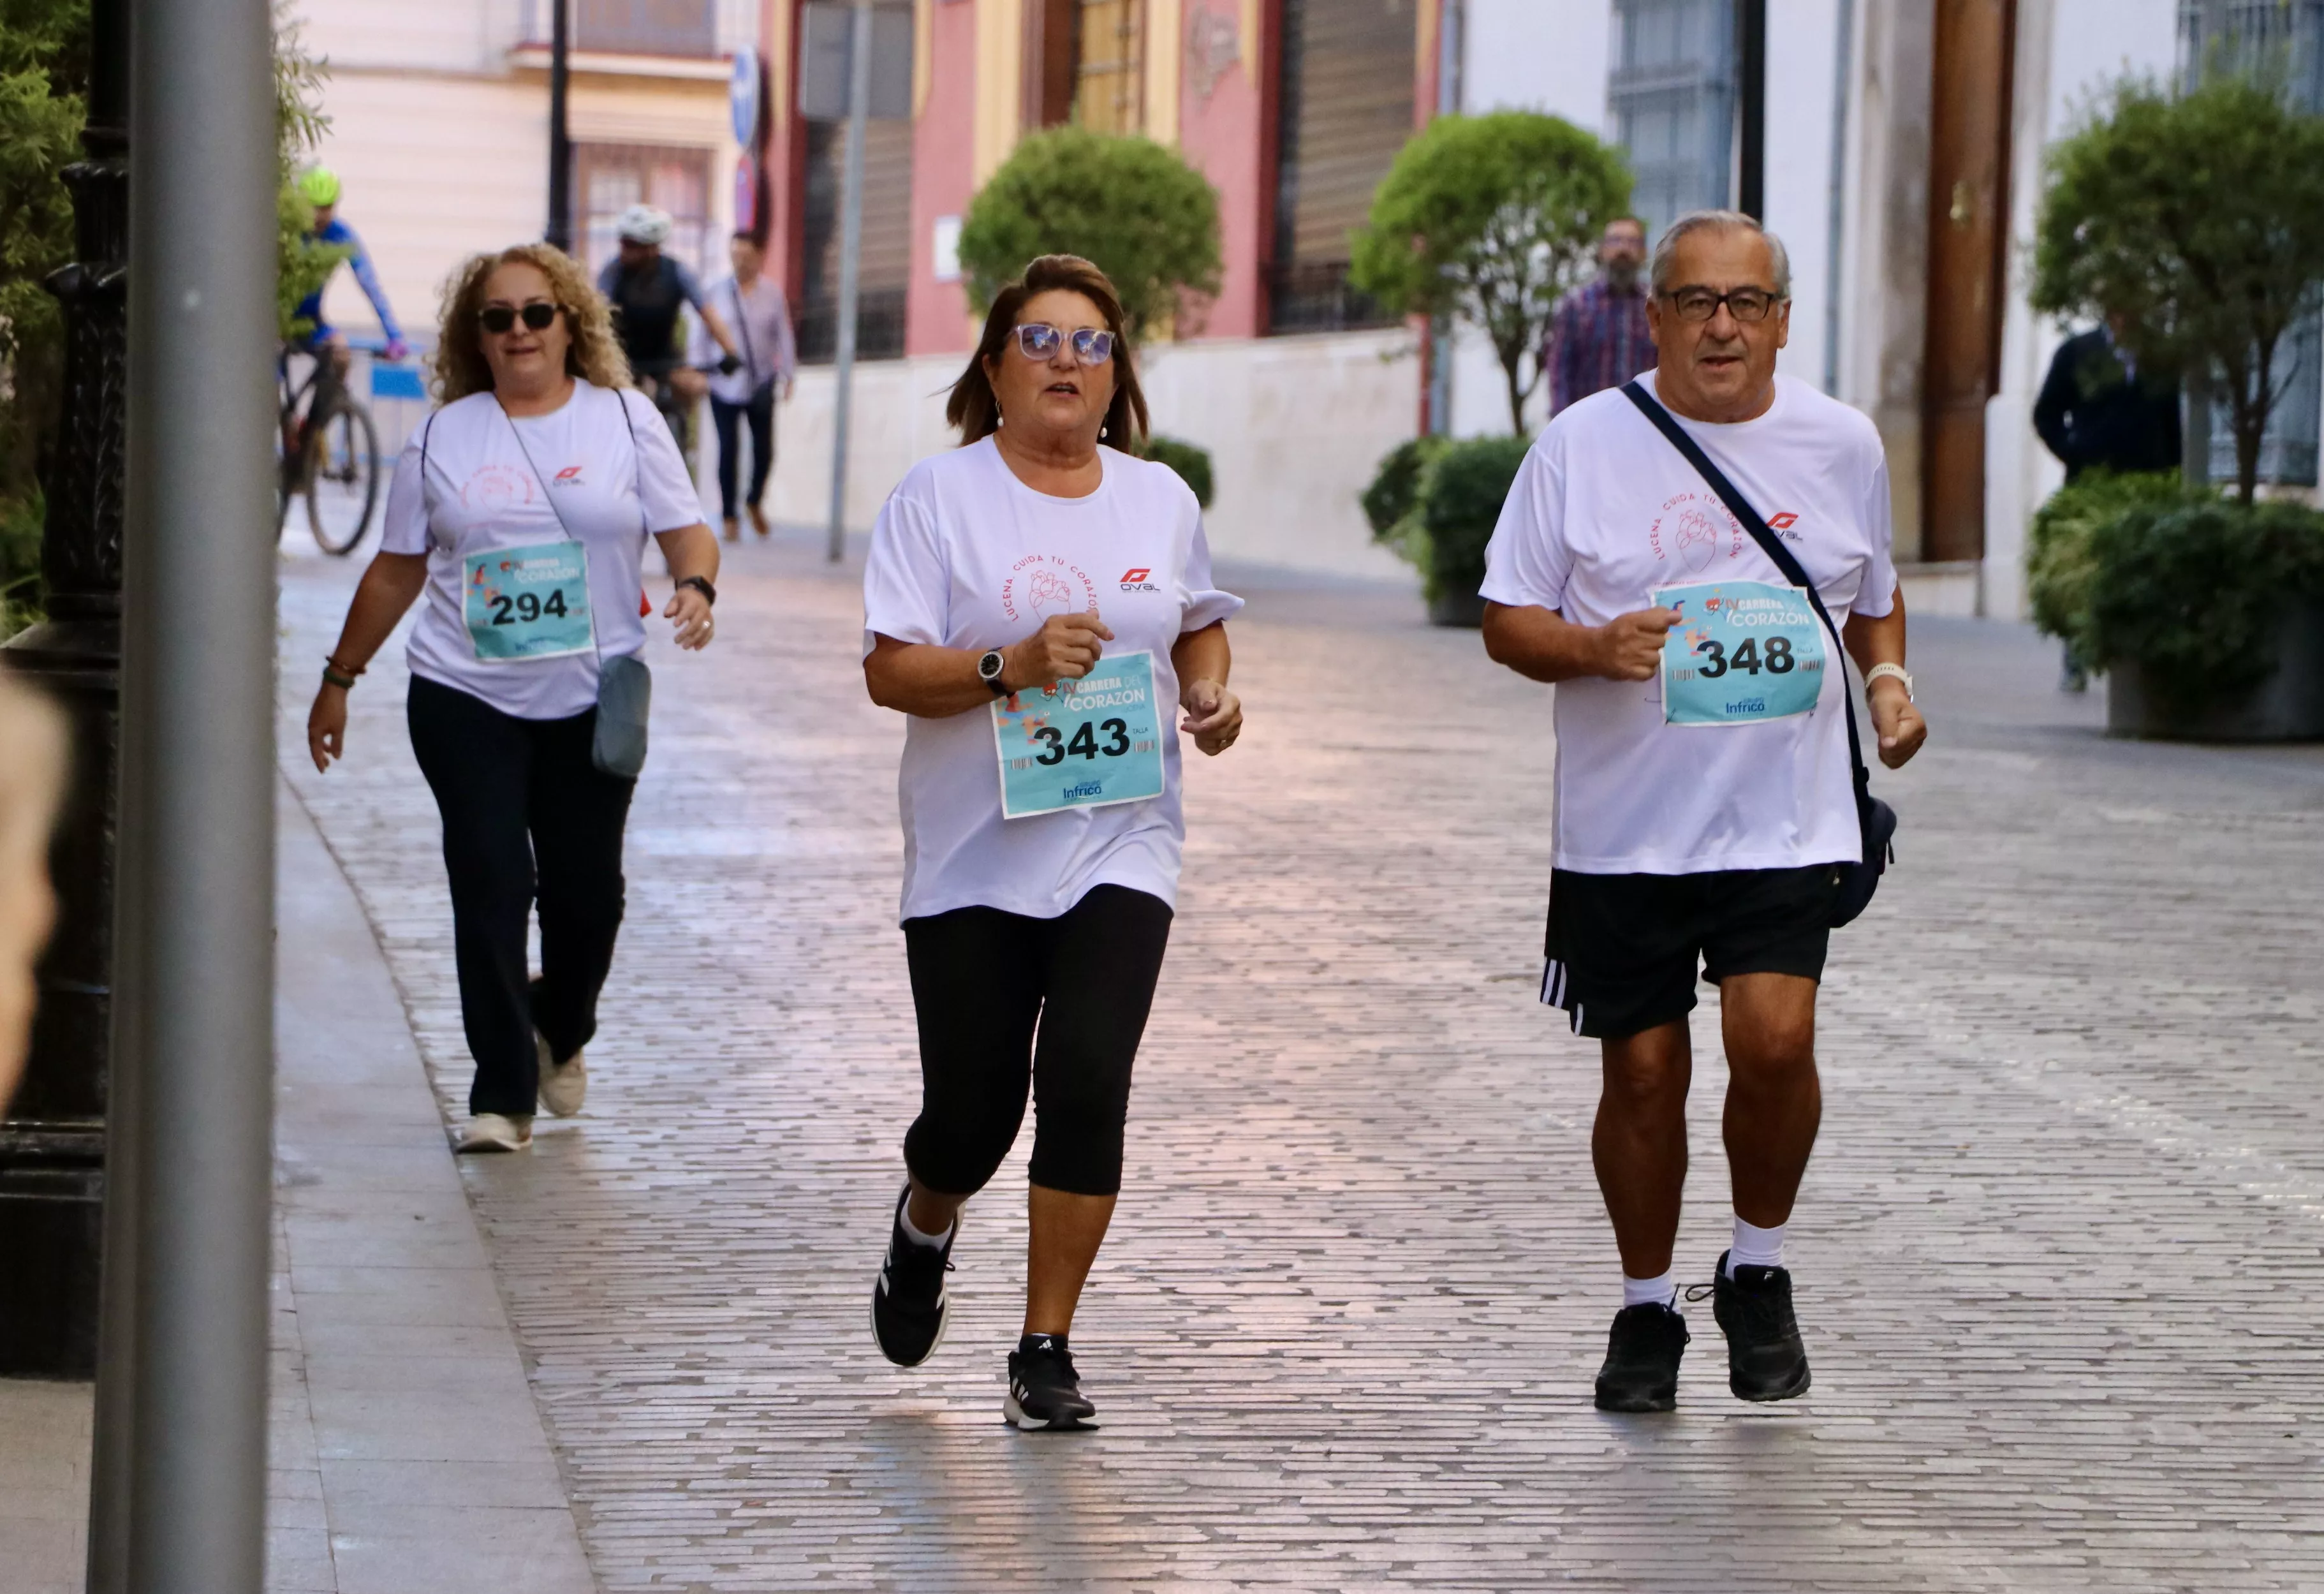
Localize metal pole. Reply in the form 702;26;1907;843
1823;0;1855;396
825;0;873;563
120;0;277;1583
1737;0;1767;219
547;0;573;252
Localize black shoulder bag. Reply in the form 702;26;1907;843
1619;379;1896;927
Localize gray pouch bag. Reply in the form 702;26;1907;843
494;391;658;781
592;652;651;779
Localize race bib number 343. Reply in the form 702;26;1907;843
464;540;594;661
1654;580;1827;727
992;650;1166;820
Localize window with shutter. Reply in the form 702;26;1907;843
578;144;714;283
1607;0;1735;235
797;114;915;364
1268;0;1415;336
2179;0;2324;485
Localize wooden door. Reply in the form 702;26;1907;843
1920;0;2015;565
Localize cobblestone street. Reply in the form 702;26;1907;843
276;533;2324;1593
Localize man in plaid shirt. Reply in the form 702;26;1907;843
1547;218;1656;417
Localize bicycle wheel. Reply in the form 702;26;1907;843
305;400;380;556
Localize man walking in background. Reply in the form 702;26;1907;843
1547;216;1656;417
2032;314;2181;687
695;232;797;541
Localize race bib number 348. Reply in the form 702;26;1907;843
992;649;1166;820
1654;580;1827;727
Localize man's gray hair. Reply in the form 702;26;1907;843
1649;209;1792;299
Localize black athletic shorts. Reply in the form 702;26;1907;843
1540;865;1839;1040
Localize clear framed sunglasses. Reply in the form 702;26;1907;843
1011;322;1114;364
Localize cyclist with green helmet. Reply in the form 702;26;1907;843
295;165;409;370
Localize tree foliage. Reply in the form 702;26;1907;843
957;128;1222;337
0;0;89;512
274;4;342;342
2031;73;2324;501
1351;112;1631;434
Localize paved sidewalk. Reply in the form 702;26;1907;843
271;785;597;1593
277;531;2324;1592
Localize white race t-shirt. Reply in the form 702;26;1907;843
862;437;1244;924
1480;371;1898;875
380;383;703;719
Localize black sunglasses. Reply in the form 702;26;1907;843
478;302;561;334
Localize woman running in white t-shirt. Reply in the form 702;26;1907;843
305;244;721;1154
860;255;1244;1430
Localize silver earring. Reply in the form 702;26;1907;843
1100;425;1108;438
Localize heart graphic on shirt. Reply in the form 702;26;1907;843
1026;568;1077;618
1674;506;1719;573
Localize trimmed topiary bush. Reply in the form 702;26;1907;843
1419;436;1533;610
1136;434;1214;508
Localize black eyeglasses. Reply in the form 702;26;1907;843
1011;323;1114;364
1661;286;1784;323
478;302;561;334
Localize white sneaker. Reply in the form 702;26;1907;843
454;1113;534;1154
535;1030;587;1118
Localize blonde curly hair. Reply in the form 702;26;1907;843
430;243;633;402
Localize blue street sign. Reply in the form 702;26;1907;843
730;47;760;147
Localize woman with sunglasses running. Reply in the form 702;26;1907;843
861;255;1244;1431
305;244;719;1153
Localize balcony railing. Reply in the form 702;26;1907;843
796;288;910;365
1265;262;1399;337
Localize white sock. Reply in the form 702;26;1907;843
899;1200;953;1250
1622;1269;1677;1310
1726;1216;1786;1276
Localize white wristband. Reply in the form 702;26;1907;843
1864;662;1913;698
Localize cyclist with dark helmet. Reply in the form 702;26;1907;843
596;205;742;434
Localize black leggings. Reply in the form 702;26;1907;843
901;885;1173;1199
407;675;635;1116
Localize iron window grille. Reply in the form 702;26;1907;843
1607;0;1735;236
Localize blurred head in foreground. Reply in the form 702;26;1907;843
0;675;66;1109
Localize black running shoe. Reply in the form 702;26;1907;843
1004;1334;1098;1431
869;1185;956;1368
1593;1302;1689;1413
1705;1250;1813;1402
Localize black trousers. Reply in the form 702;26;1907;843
710;382;775;520
901;885;1173;1198
406;675;635;1116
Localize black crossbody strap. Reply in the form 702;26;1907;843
1618;378;1877;843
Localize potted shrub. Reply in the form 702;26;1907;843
2084;498;2324;740
2026;470;2205;667
1362;434;1528;627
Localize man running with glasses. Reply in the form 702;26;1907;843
1480;210;1927;1413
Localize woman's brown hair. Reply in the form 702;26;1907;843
431;243;633;402
945;255;1150;448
